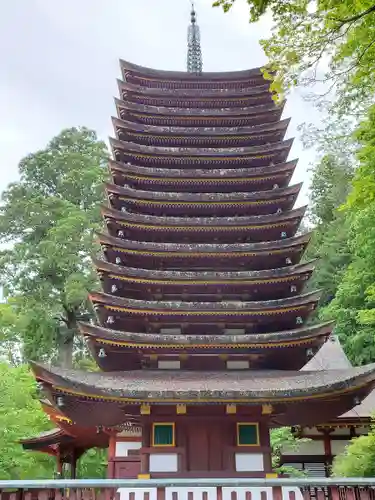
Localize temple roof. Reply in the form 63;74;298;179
120;59;266;80
91;289;320;312
21;428;67;446
31;360;375;404
94;257;315;283
117;80;273;98
115;97;284;118
108;158;298;180
102;204;306;228
303;337;375;419
112;116;290;136
105;182;301;203
110;137;294;157
98;230;311;254
303;336;352;371
79;320;334;347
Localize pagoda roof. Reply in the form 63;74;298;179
102;204;306;229
30;360;375;406
90;289;321;317
105;182;301;204
79;320;333;349
110;137;293;158
120;59;266;80
97;231;311;256
115;97;284;118
112;116;290;137
107;158;298;181
94;257;315;284
117;80;273;98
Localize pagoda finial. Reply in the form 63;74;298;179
187;1;203;74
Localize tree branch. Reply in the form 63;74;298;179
329;4;375;26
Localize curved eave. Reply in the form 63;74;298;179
108;158;297;180
93;257;316;284
97;231;311;256
102;205;306;229
30;360;375;405
110;137;293;158
120;59;266;81
117;79;272;98
105;182;301;204
20;428;66;448
115;97;284;118
89;289;321;316
112;116;290;138
79;321;333;349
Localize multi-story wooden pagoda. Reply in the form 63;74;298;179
29;57;375;479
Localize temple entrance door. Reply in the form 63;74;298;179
186;422;224;472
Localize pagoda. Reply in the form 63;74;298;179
28;6;375;480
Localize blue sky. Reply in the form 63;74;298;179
0;0;322;204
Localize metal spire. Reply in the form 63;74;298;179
187;1;203;74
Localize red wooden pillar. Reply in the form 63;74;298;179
56;447;63;478
140;421;151;476
107;434;116;479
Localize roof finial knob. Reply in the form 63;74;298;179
191;1;196;23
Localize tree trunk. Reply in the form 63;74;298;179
58;336;74;369
58;308;78;368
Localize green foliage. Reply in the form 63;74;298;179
332;424;375;477
303;154;353;307
270;427;309;476
307;155;354;226
0;363;54;479
0;362;107;479
0;127;108;367
214;0;375;144
77;448;107;479
320;104;375;363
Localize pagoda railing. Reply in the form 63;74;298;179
1;478;375;500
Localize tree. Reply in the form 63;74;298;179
0;363;54;479
307;154;353;226
0;362;107;480
213;1;375;122
0;128;108;367
303;154;353;306
320;104;375;364
332;424;375;477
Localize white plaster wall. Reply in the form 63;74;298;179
235;453;264;472
301;428;323;436
356;426;371;435
282;440;325;455
227;360;250;369
149;453;178;472
158;360;181;369
330;428;351;436
331;440;349;456
115;441;142;457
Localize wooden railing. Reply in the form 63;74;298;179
1;478;375;500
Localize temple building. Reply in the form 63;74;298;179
23;6;375;480
280;336;375;477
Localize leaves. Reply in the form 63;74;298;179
0;363;54;479
0;127;108;367
332;423;375;477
